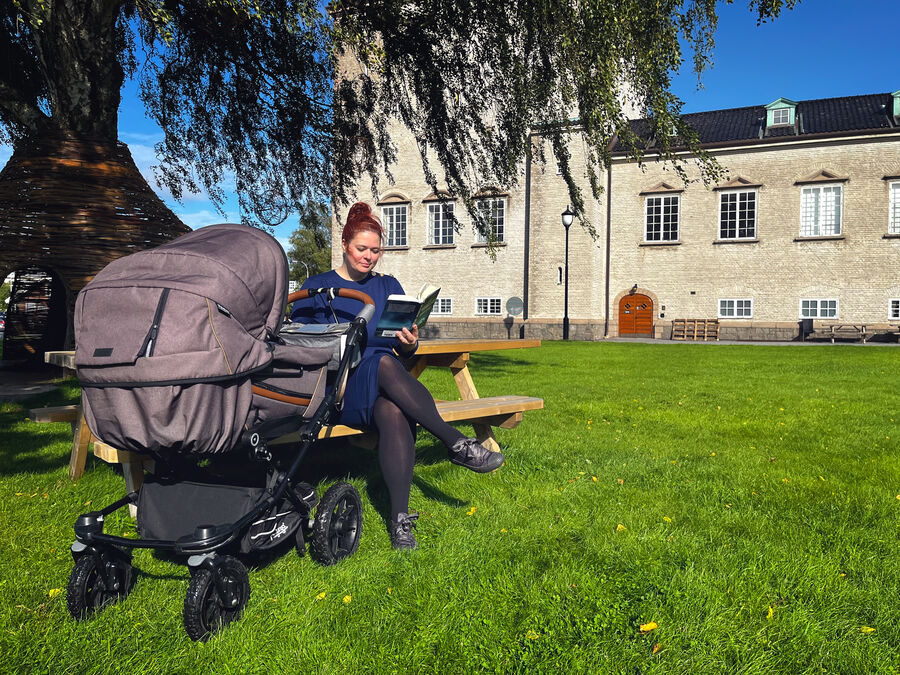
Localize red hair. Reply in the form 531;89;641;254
341;202;384;244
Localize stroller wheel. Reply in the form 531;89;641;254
183;556;250;642
67;553;134;620
310;482;363;565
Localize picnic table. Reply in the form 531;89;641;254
815;323;869;343
37;339;543;508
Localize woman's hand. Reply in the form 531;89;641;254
397;324;419;353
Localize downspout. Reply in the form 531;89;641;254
523;134;533;322
603;160;612;338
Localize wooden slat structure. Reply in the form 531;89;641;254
671;318;720;341
0;133;188;356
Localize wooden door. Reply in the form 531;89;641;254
618;294;653;337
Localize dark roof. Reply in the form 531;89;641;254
612;92;898;153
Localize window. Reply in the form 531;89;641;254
771;107;791;125
890;182;900;234
381;204;408;247
800;185;842;237
476;297;502;315
719;190;757;239
645;195;680;241
474;198;506;243
432;298;453;315
427;202;455;245
719;299;753;318
890;299;900;320
800;299;838;319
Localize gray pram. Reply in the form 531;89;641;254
66;224;375;640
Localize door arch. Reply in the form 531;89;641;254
618;294;653;337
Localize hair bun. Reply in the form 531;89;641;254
347;202;372;221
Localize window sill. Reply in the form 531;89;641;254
384;245;409;251
882;233;900;239
422;244;457;250
471;242;507;248
793;235;844;242
713;238;759;245
639;240;681;247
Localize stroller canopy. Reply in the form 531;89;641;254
87;224;289;339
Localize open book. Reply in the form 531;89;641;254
375;283;441;338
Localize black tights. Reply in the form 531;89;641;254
372;356;466;519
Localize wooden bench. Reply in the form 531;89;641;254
807;323;869;343
671;318;720;341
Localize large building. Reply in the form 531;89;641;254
336;89;900;341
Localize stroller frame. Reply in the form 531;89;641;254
67;287;375;641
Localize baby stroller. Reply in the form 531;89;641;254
66;224;375;641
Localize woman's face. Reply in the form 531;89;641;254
342;229;383;278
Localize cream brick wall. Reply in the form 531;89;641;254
607;134;900;333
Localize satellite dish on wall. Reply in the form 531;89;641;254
506;297;524;316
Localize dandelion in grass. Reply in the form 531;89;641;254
616;523;627;533
766;606;774;620
500;528;507;533
48;588;62;598
466;507;477;516
639;621;657;633
343;595;352;604
652;643;662;655
592;476;598;482
387;588;392;595
525;630;540;640
663;516;672;523
617;478;624;485
315;592;326;601
860;626;876;634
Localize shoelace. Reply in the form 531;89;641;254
395;513;419;533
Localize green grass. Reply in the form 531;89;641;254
2;342;900;673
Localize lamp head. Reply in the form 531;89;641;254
561;206;575;228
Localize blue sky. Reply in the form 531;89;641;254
2;0;898;251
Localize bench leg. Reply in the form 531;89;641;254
69;412;92;481
451;363;502;452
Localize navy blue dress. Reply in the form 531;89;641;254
290;270;417;427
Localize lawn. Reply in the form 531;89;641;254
1;341;899;673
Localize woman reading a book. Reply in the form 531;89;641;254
291;202;504;550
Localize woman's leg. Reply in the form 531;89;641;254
375;355;505;473
376;355;465;448
372;395;417;520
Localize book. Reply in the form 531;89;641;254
374;283;441;338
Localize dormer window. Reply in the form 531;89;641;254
765;98;797;128
893;89;900;123
771;108;791;125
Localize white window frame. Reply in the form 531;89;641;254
889;181;900;235
799;298;839;319
381;203;409;247
800;184;842;237
432;297;453;315
475;297;502;315
644;194;680;242
718;189;758;240
890;298;900;320
718;299;754;319
771;107;791;125
474;197;506;244
427;202;455;245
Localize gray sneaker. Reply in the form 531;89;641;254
449;438;505;473
390;512;419;550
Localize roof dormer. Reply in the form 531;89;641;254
765;98;798;127
893;89;900;122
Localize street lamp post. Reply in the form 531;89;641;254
561;206;575;340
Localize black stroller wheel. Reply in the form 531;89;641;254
310;482;363;565
67;554;134;620
183;556;250;642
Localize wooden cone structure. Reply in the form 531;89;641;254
0;133;190;354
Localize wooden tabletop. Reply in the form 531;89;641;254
45;339;541;372
414;338;541;355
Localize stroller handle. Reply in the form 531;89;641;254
288;287;375;307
